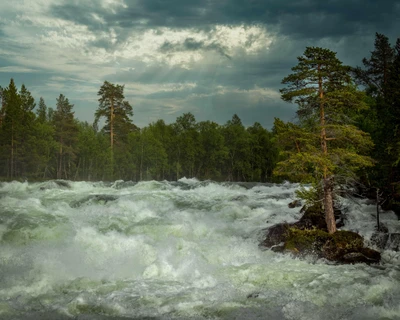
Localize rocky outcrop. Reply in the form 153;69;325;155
387;233;400;251
260;205;381;265
288;200;302;208
370;223;389;250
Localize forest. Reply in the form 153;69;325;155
0;33;399;203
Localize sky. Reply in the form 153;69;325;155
0;0;399;129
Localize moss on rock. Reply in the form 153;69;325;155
282;228;380;264
284;228;330;255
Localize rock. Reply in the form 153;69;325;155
387;233;400;251
247;292;260;299
40;180;71;190
322;230;364;260
288;200;302;208
295;204;328;230
370;223;389;249
259;214;381;265
284;229;381;264
70;194;119;208
259;223;290;248
340;251;380;264
340;248;381;264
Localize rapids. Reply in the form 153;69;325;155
0;178;399;319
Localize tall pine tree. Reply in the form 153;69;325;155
95;81;134;179
278;47;374;233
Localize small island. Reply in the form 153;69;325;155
260;203;381;264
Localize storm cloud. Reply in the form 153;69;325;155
0;0;399;128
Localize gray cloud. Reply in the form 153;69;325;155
159;38;232;59
49;0;400;40
0;0;399;130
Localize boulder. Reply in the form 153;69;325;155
259;223;290;249
370;223;389;250
288;200;302;208
260;205;381;265
387;233;400;251
282;228;380;265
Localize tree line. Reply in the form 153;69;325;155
0;32;399;207
0;81;278;182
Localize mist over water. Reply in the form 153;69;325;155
1;179;400;319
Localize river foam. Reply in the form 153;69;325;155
0;179;399;319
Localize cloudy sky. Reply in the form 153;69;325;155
0;0;399;129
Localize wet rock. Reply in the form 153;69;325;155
259;223;290;248
247;292;260;298
260;205;381;265
288;200;302;208
231;195;248;201
283;229;381;265
295;205;328;230
387;233;400;251
370;223;389;249
70;194;119;208
340;249;381;264
40;180;71;190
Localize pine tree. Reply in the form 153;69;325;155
95;81;134;179
95;81;134;149
278;47;374;233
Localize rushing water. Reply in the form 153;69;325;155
0;178;400;320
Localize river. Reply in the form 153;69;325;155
0;179;399;319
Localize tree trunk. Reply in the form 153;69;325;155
324;177;336;233
110;96;114;150
10;124;14;179
319;63;336;234
110;96;114;180
58;142;63;179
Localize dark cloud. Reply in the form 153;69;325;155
1;0;399;130
49;0;400;41
159;38;231;59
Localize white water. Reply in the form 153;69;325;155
0;179;399;319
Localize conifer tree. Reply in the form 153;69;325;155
53;94;78;179
36;97;48;123
278;47;374;233
355;34;400;193
0;79;22;178
95;81;134;179
95;81;134;150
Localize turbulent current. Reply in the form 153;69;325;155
1;179;400;320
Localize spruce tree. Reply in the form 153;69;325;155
355;34;400;193
0;79;22;178
53;94;78;179
36;97;48;123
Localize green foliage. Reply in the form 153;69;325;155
354;33;400;194
277;47;375;233
295;185;321;207
276;47;374;184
